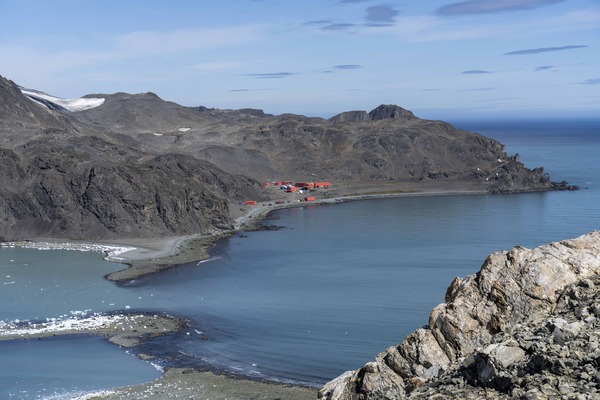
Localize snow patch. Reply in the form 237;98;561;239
20;88;105;112
178;127;191;132
0;312;167;338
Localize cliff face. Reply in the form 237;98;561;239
0;74;573;240
0;76;264;240
319;231;600;399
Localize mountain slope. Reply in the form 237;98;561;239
0;75;573;240
0;76;264;240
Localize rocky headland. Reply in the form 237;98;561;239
0;74;575;244
319;231;600;400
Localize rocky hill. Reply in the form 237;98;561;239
319;231;600;400
0;74;574;240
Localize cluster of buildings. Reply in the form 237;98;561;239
265;181;331;193
244;180;332;206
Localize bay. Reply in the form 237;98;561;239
0;119;598;396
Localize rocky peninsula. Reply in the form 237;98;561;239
319;231;600;400
0;74;575;245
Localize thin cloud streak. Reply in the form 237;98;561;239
334;64;363;70
244;72;295;79
321;23;356;31
436;0;565;16
462;70;493;74
504;45;587;55
303;20;331;26
579;78;600;85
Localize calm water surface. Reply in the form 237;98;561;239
1;119;599;397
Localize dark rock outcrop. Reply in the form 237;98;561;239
369;104;415;121
0;139;262;240
330;105;415;123
319;231;600;399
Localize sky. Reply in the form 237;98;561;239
0;0;598;119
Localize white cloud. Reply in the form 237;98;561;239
362;6;600;42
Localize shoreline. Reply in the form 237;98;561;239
0;311;186;347
1;188;489;283
0;186;577;399
0;311;318;399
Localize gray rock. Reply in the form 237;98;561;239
319;232;600;399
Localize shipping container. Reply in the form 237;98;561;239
286;187;298;193
305;196;316;202
314;181;331;188
295;182;315;189
244;200;257;205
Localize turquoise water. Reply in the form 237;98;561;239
0;119;599;396
0;336;162;399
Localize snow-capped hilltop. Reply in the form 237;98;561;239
19;87;104;112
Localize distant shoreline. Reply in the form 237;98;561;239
2;188;489;283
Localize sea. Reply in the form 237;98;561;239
1;118;599;399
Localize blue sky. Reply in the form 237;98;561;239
0;0;598;119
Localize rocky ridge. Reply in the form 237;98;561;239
319;231;600;400
0;74;575;240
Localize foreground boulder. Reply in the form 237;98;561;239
319;231;600;399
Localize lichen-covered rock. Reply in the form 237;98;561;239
319;231;600;399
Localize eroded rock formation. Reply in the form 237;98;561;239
320;231;600;399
